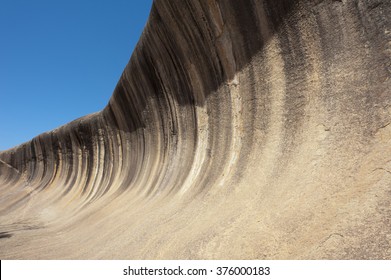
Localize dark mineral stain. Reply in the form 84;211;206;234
0;232;13;239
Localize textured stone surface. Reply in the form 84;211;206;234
0;0;390;259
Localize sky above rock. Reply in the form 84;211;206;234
0;0;152;151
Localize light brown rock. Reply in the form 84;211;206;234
0;0;390;259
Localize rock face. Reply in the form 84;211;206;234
0;0;390;259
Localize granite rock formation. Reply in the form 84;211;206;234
0;0;390;259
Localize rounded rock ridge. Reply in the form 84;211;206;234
0;0;390;259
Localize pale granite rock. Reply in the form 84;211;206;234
0;0;390;259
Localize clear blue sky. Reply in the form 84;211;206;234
0;0;152;151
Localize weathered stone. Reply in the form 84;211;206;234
0;0;390;259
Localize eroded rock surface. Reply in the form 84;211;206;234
0;0;390;259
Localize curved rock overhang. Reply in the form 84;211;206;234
0;0;390;259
